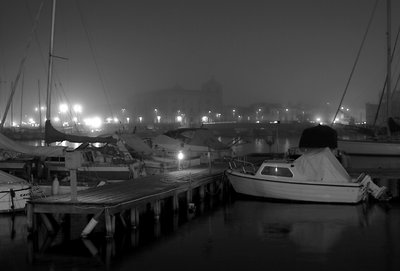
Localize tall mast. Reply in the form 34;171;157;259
386;0;392;123
38;80;42;128
45;0;56;122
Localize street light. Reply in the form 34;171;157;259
59;104;68;114
73;104;82;113
177;151;184;170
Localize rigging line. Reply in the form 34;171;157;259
373;23;400;126
0;0;45;129
331;0;379;125
390;24;400;99
74;0;115;118
25;0;70;112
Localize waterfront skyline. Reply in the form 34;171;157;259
1;0;400;120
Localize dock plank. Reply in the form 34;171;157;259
29;166;226;215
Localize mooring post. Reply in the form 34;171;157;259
199;184;205;200
65;150;81;202
172;193;179;213
104;208;114;238
154;200;161;220
26;203;34;233
130;207;140;229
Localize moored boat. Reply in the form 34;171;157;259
0;170;30;213
226;148;390;203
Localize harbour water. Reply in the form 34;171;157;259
1;136;400;270
1;197;399;271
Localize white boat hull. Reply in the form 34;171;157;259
337;139;400;156
226;170;366;203
0;185;30;213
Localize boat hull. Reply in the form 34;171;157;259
226;170;366;204
0;185;30;213
338;139;400;156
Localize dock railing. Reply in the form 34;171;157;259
228;157;257;174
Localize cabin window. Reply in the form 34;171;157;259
261;166;293;177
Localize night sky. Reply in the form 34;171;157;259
1;0;399;119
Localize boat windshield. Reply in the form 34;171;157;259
261;166;293;178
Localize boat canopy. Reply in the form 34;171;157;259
119;133;154;156
0;132;65;158
163;128;229;150
293;147;352;183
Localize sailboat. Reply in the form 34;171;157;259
38;0;145;185
335;0;400;169
0;169;31;213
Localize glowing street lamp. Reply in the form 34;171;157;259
73;104;82;113
177;151;184;170
59;104;68;114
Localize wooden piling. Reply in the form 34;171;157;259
130;208;140;229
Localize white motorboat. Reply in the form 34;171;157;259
0;170;30;213
226;148;389;204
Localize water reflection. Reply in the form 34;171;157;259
254;203;370;253
1;200;399;271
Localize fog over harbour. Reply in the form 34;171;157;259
1;0;400;121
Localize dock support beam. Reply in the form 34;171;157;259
154;200;161;221
130;208;140;229
27;203;35;233
172;194;179;213
105;208;115;238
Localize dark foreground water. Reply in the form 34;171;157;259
1;198;399;271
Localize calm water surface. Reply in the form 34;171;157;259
1;199;399;271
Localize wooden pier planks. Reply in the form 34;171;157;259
28;165;226;219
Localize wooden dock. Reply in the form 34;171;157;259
27;165;227;238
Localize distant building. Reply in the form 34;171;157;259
131;78;223;125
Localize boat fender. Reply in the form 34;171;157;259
52;176;59;195
81;210;103;238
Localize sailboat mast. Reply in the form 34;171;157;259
386;0;392;123
45;0;56;122
38;80;42;128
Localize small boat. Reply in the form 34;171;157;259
0;170;30;213
226;148;390;204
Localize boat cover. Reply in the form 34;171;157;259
163;128;229;150
119;133;154;156
45;120;117;144
153;134;184;149
298;124;337;149
0;132;65;158
0;169;30;190
293;147;352;183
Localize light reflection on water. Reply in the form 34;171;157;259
226;136;298;156
1;200;399;271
